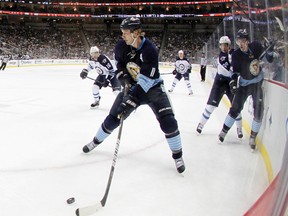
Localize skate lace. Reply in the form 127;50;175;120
249;138;256;146
197;123;203;130
175;158;184;168
219;131;227;138
237;128;243;135
87;141;97;151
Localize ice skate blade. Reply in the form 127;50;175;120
217;139;223;144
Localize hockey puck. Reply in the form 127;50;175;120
67;197;75;204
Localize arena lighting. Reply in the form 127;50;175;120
239;4;288;13
0;10;232;18
0;0;233;6
55;0;233;6
0;5;283;18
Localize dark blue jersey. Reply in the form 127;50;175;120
114;37;160;82
231;41;263;81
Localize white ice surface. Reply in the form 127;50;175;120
0;65;268;216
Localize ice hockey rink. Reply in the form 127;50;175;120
0;65;268;216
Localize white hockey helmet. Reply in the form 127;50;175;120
219;36;231;45
90;46;99;55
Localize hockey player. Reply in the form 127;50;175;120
82;17;185;173
80;46;121;108
218;29;274;151
168;50;193;95
0;54;11;71
199;52;207;82
196;36;243;137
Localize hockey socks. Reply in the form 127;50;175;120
197;105;216;134
223;114;235;128
251;119;261;133
166;131;185;173
95;123;111;142
83;124;111;153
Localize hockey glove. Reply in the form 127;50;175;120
117;94;138;117
172;69;177;75
103;75;112;88
80;68;88;79
229;79;237;94
103;79;110;88
116;70;134;87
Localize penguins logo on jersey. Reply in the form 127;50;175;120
126;62;140;81
220;56;227;62
128;50;137;60
249;59;260;76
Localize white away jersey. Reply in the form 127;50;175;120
86;54;116;76
217;51;232;77
175;58;191;74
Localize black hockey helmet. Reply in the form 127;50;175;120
236;29;249;40
120;17;141;31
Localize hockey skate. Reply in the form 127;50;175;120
188;91;193;95
174;157;185;173
218;130;227;143
249;137;257;152
90;100;100;109
237;128;243;139
83;138;100;153
168;89;173;93
196;123;203;134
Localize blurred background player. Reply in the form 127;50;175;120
199;52;207;82
218;29;275;151
80;46;121;108
0;54;11;71
196;36;243;138
82;17;185;173
168;50;193;95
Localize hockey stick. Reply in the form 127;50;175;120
86;76;96;81
264;37;288;49
232;0;257;26
258;42;275;60
275;17;287;33
75;85;128;216
160;72;173;75
86;76;113;88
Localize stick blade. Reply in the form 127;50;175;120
75;202;103;216
275;17;286;32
